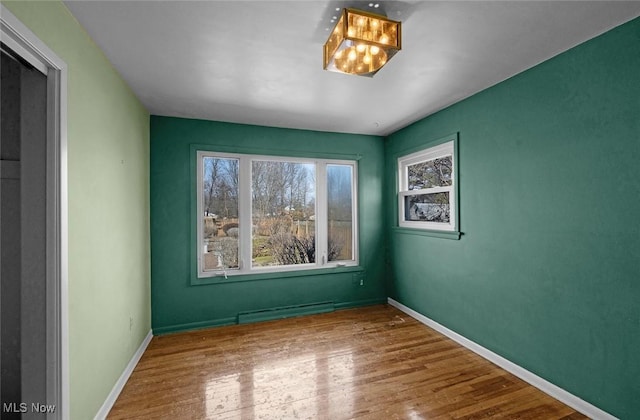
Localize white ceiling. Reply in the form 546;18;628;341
64;1;640;136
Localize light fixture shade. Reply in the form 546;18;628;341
323;8;401;77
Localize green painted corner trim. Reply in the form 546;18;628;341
189;144;199;283
153;317;237;335
391;227;461;240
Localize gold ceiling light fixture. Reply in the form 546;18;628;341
323;7;401;77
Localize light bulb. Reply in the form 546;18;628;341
347;27;356;37
356;44;366;53
363;54;371;64
380;34;389;44
348;50;357;61
371;46;380;55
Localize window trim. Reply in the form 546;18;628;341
195;149;359;280
397;134;460;236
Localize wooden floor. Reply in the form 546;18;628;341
108;305;586;419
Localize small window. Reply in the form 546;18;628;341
398;139;457;232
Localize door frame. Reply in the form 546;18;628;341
1;5;69;419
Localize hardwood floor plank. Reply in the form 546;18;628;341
108;305;587;419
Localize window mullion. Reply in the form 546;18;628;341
239;156;252;272
316;161;328;266
401;186;452;195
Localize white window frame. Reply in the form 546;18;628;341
398;140;457;231
196;151;359;278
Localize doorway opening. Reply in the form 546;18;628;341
1;6;68;419
1;41;48;417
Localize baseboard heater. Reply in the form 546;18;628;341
237;301;335;324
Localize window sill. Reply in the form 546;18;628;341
391;227;461;240
192;265;364;286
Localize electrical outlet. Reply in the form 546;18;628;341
352;272;365;287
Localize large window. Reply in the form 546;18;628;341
398;139;457;232
197;151;358;278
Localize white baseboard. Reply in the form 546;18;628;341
387;298;617;420
94;330;153;420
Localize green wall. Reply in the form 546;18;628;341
150;116;386;333
6;1;637;418
385;17;639;419
2;2;151;419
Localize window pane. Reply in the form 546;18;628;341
407;156;452;190
327;164;353;261
404;192;450;223
251;161;316;267
202;157;239;271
